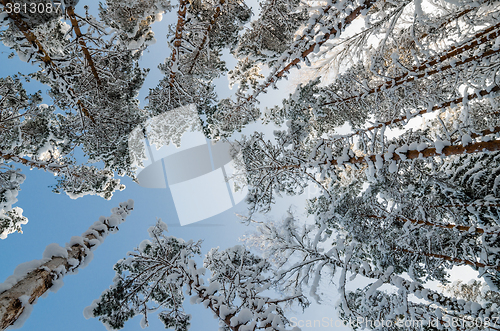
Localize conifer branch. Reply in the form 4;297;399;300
0;1;95;123
185;272;298;331
320;22;500;108
66;6;102;87
0;0;55;67
186;0;226;75
320;6;474;73
346;262;496;320
432;202;500;209
237;0;377;109
418;8;474;40
350;139;500;165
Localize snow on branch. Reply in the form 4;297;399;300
169;0;189;86
363;214;499;235
0;2;95;122
394;247;500;273
249;214;498;325
239;126;500;214
186;0;227;75
0;149;67;173
330;85;500;152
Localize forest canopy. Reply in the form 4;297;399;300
0;0;500;330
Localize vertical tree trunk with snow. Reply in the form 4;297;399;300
0;200;134;330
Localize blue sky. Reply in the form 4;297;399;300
0;1;353;330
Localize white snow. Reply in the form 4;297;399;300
230;308;253;326
434;140;450;154
42;243;69;260
83;299;99;319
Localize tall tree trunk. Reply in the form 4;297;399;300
239;0;377;108
275;137;500;172
0;200;134;330
364;214;497;234
169;0;189;86
394;247;500;272
355;140;500;165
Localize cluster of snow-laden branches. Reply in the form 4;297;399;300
221;0;500;328
86;220;308;331
139;0;500;325
235;0;500;213
242;212;500;330
0;0;172;236
147;0;254;137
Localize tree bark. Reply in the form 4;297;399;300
184;261;299;331
169;0;189;86
0;200;134;330
364;214;494;234
276;137;500;172
394;247;500;272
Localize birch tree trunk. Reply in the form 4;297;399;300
0;199;134;330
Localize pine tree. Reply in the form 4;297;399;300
0;1;161;237
233;0;500;218
146;0;252;140
87;220;308;330
224;2;500;326
242;212;500;330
